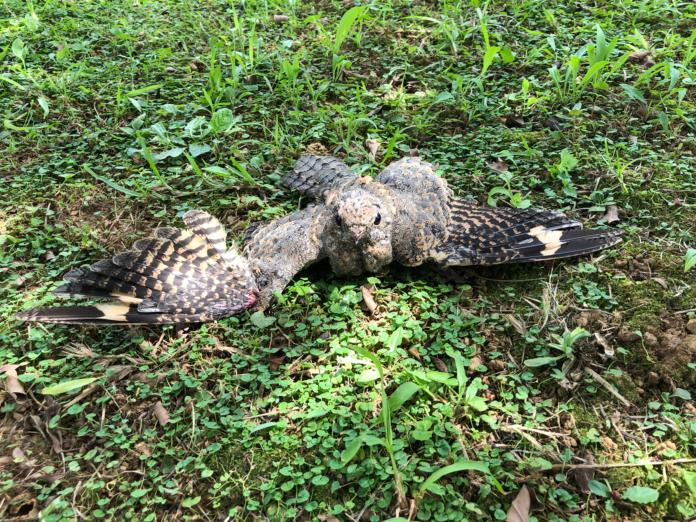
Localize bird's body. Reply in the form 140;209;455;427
17;155;622;324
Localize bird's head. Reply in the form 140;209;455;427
331;189;388;241
331;188;393;271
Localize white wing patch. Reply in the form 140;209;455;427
528;226;564;256
95;303;131;321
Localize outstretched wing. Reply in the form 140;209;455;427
430;198;622;266
16;211;258;324
282;155;357;200
244;205;327;308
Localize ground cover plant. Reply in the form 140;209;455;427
1;0;695;520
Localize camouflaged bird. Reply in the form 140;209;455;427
17;155;622;324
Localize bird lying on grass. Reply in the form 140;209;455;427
17;155;622;324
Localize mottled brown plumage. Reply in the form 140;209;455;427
17;155;622;324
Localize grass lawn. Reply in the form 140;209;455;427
1;0;695;520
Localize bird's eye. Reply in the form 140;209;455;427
335;215;342;226
374;213;381;225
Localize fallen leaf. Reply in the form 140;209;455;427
1;364;26;396
602;205;620;223
365;139;380;161
486;158;508;173
594;332;615;358
135;442;152;457
629;50;650;62
573;451;595;493
361;285;377;313
651;277;668;290
153;401;170;426
272;14;289;23
433;357;448;372
408;347;421;360
503;114;525;128
504;314;527;335
507;485;531;522
468;356;483;371
12;447;26;462
269;355;286;371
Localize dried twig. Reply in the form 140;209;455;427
584;367;632;408
550;458;696;470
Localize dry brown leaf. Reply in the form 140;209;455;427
486;158;508;173
504;314;527;335
433;357;448;372
272;14;289;23
365;139;380;161
408;347;421;360
602;205;620;224
507;485;531;522
629;50;650;62
573;451;595;493
269;355;286;371
1;364;26;396
12;447;26;462
594;332;615;358
468;356;483;371
153;401;170;426
361;285;377;313
651;277;668;290
503;114;525;128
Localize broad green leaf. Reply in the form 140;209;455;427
125;83;163;97
181;496;200;508
356;368;380;384
387;381;420;412
37;97;49;117
250;311;276;329
153;147;185;161
210;108;235;133
524;356;561;367
385;327;405;351
684;249;696;272
481;45;500;75
683;470;696;496
588;479;611;497
672;388;692;401
249;421;277;434
620;83;646;103
420;460;490;494
11;38;26;61
333;6;368;53
341;436;363;464
412;429;432;441
185;116;210;138
41;377;98;396
130;488;149;498
188;143;211;158
84;165;142;198
622;486;659;504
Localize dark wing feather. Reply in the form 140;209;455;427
16;210;258;325
282;155;357;199
431;198;622;266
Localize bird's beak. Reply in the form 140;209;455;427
349;226;367;242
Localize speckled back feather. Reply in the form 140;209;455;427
282;155;357;199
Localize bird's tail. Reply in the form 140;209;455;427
16;210;258;325
432;198;622;266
